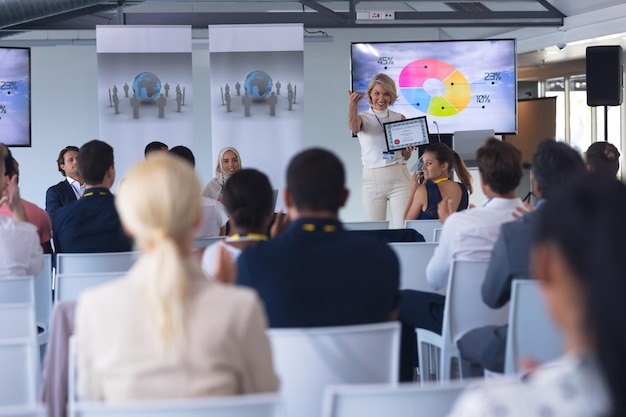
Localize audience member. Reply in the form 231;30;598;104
45;145;83;220
234;148;399;327
52;140;132;253
457;139;585;377
448;174;626;417
426;138;524;291
75;154;278;402
404;143;472;220
585;141;620;177
0;154;53;253
0;143;43;276
201;169;274;277
144;141;168;157
168;145;228;238
202;147;242;202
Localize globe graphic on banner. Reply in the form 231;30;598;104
244;70;273;100
398;59;471;117
133;72;162;102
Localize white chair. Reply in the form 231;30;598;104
322;381;467;417
404;220;442;242
193;236;226;249
343;221;389;231
34;254;53;346
0;405;47;417
433;228;442;242
416;260;509;383
268;322;400;417
71;393;283;417
504;279;563;374
0;304;37;340
55;252;139;277
0;338;40;406
0;276;35;304
388;242;442;294
54;272;124;303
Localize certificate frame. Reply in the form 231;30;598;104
383;116;431;152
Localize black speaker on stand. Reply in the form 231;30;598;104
586;45;624;141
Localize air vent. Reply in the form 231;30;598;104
445;2;492;13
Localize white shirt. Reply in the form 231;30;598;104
201;241;242;278
358;108;404;168
447;354;610;417
0;215;43;277
67;177;84;199
426;197;524;291
196;198;229;239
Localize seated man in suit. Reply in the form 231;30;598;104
0;153;53;253
52;140;132;253
0;143;43;276
45;145;83;220
235;148;400;328
457;139;586;377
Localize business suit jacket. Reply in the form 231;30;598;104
75;258;279;401
51;187;132;253
45;180;77;220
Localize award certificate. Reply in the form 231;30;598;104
383;116;430;152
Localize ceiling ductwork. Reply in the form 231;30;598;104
0;0;138;30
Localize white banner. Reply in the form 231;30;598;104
208;24;304;210
96;26;193;182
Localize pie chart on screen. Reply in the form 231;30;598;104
399;59;471;117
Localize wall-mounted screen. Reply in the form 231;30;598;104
351;39;517;135
0;47;31;147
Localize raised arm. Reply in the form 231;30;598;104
404;180;426;220
348;90;363;134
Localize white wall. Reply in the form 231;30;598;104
10;26;532;222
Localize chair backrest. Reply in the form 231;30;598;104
433;228;442;242
0;405;47;417
388;242;441;293
322;381;467;417
0;276;35;304
193;236;226;249
55;252;140;276
71;393;283;417
404;220;442;242
0;304;37;340
268;322;400;417
34;254;53;340
343;221;389;231
54;273;124;303
504;279;563;374
443;260;509;345
0;338;40;406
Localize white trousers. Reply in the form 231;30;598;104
362;164;411;229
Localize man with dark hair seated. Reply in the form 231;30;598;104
144;141;168;157
457;138;586;377
52;140;132;253
236;148;400;328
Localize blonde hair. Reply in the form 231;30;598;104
365;73;398;106
115;154;201;355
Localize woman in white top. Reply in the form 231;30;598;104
202;168;275;277
202;147;242;202
348;73;414;229
448;174;625;417
75;154;278;402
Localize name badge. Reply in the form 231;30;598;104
382;151;395;161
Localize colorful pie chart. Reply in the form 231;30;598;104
398;59;471;117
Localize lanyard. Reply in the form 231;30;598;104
371;107;389;129
227;233;268;242
433;177;449;184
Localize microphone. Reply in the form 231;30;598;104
433;120;442;143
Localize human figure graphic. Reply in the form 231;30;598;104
287;82;292;94
123;83;129;98
225;83;230;95
164;82;170;97
108;88;113;107
269;92;277;116
221;87;225;105
176;91;182;113
182;87;186;106
288;89;294;111
235;81;241;96
225;92;232;112
293;85;297;104
242;92;251;117
157;93;166;118
113;84;118;96
113;92;120;114
276;80;282;95
130;94;140;119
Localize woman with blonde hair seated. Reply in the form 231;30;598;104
75;154;278;402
